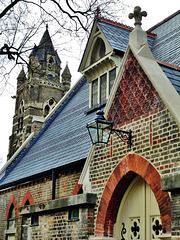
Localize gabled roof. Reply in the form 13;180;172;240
97;18;156;52
79;12;180;185
78;18;156;72
0;78;96;188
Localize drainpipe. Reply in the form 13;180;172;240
52;170;56;200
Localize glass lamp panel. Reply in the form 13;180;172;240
97;122;112;144
88;126;98;144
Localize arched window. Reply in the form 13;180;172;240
43;98;56;117
47;55;55;71
91;38;106;64
7;204;15;230
17;100;24;133
44;105;50;117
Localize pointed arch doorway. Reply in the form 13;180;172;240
114;176;162;240
94;154;171;238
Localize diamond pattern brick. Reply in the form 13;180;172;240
107;52;164;126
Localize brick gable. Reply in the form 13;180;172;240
107;51;164;126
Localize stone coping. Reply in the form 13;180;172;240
19;193;97;215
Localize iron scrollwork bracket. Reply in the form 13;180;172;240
112;129;132;149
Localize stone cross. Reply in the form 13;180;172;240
129;6;147;26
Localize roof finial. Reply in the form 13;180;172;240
95;6;101;19
129;6;147;26
46;24;48;30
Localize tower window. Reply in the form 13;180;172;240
17;100;24;133
43;98;57;117
47;56;55;71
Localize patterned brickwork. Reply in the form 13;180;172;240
89;52;180;237
107;51;164;127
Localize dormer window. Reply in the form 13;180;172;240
90;68;116;108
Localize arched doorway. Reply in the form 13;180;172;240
95;154;171;237
114;176;162;240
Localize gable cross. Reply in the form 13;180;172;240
129;6;147;26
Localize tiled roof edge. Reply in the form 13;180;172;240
157;60;180;71
0;78;87;187
148;10;180;32
97;17;156;38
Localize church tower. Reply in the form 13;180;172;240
8;25;71;159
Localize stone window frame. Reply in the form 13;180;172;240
17;100;25;134
43;97;57;117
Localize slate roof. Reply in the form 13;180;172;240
0;12;180;188
97;20;155;53
160;64;180;94
0;78;96;188
148;10;180;66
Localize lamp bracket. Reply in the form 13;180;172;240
111;129;132;149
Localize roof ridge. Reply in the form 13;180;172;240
148;9;180;32
157;60;180;71
97;17;156;38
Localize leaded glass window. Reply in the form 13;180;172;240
100;73;107;103
92;79;98;106
109;68;116;93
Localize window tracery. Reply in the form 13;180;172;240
43;98;56;117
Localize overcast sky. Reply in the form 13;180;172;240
0;0;179;168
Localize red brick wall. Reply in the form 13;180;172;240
89;52;179;237
0;168;82;240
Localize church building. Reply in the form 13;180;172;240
0;6;179;240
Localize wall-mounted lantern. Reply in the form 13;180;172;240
87;110;132;148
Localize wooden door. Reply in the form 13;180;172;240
114;176;162;240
